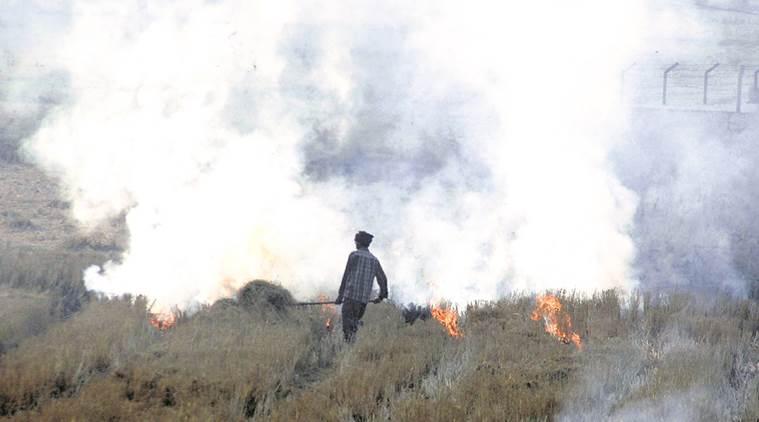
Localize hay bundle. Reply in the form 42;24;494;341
237;280;295;314
209;297;238;312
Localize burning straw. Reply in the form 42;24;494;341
431;305;462;338
147;299;178;331
531;294;582;350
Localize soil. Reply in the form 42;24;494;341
0;162;126;254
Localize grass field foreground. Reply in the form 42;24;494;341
0;281;757;421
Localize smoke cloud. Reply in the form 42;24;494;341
13;1;649;311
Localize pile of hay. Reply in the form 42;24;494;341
236;280;295;314
208;297;238;312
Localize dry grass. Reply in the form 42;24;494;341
1;283;756;421
0;246;99;358
0;245;94;320
0;288;52;355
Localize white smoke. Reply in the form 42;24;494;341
18;0;647;311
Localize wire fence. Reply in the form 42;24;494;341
623;62;759;113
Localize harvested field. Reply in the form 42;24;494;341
0;279;757;421
3;3;759;419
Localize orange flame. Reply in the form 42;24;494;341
431;305;462;337
531;294;582;350
148;312;177;331
318;294;337;331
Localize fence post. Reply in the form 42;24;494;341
703;63;719;105
663;62;679;106
736;65;745;113
751;69;759;104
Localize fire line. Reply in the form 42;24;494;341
318;294;337;331
530;294;582;350
431;305;462;337
148;312;177;331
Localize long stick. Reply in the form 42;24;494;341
289;301;336;306
289;298;383;306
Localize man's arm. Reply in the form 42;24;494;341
336;253;356;303
375;260;388;300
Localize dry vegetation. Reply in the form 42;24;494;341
0;288;52;355
0;164;757;420
0;267;757;421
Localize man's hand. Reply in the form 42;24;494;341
335;296;343;305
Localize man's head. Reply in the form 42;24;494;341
354;231;374;248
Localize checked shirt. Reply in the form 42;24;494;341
338;247;388;304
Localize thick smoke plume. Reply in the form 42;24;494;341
16;1;647;311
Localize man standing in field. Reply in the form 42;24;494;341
335;231;388;342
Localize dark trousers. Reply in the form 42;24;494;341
341;298;367;342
